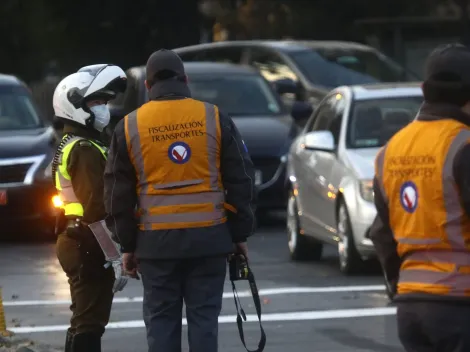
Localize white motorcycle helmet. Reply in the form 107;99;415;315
53;64;127;132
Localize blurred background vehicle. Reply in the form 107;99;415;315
174;40;420;116
0;74;59;238
108;62;312;212
285;82;423;275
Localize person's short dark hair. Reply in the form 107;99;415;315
146;49;186;88
422;43;470;106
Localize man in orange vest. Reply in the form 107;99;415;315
103;49;257;352
370;43;470;352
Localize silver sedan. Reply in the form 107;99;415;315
285;83;423;275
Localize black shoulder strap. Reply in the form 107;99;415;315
231;264;266;352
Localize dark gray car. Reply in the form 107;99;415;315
174;40;419;114
108;62;313;212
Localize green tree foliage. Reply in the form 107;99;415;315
213;0;449;40
0;0;463;82
1;0;201;82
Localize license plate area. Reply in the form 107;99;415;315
0;189;7;205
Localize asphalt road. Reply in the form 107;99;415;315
0;212;404;352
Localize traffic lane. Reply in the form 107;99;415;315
0;216;385;302
4;289;391;329
12;315;402;352
104;316;402;352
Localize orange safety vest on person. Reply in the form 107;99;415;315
124;98;232;231
375;118;470;297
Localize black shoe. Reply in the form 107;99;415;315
71;332;101;352
65;329;74;352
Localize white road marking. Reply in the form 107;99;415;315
3;285;386;307
8;306;397;333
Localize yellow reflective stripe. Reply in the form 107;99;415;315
58;138;107;180
205;103;219;190
55;171;62;191
59;137;83;180
139;192;225;208
55;136;107;217
140;210;226;224
63;203;83;217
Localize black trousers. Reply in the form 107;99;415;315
56;232;115;337
139;256;227;352
397;301;470;352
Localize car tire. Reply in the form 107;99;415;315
287;190;323;261
337;200;364;275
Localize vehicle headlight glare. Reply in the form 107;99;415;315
359;180;374;202
52;194;63;208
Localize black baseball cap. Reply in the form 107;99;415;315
146;49;186;83
424;43;470;86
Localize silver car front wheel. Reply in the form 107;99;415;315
337;201;364;275
286;190;323;261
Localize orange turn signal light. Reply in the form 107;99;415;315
52;195;63;208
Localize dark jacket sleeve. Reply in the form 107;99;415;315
453;144;470;217
67;141;107;224
219;111;257;243
103;119;138;253
369;177;401;290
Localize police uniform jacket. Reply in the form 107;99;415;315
370;101;470;303
60;124;108;224
103;79;257;259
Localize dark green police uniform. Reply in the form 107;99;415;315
53;124;115;352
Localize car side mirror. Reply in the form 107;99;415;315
273;78;298;95
304;130;335;152
291;101;313;121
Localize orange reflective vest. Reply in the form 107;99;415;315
375;118;470;297
124;98;229;231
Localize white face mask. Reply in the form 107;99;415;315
90;104;110;132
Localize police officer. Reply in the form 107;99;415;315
370;43;470;352
51;64;127;352
103;49;257;352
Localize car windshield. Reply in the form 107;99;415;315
188;75;282;116
347;96;423;149
288;48;419;89
0;86;42;130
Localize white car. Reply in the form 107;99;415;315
285;83;423;275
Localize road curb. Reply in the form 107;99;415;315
0;336;60;352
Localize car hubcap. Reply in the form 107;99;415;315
287;195;297;253
337;206;348;269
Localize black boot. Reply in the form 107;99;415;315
65;329;74;352
71;332;101;352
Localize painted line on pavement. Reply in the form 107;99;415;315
3;285;386;307
9;306;397;333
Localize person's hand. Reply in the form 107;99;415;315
111;260;128;293
234;242;248;260
122;252;139;280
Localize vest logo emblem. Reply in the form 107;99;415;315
400;181;418;213
168;141;191;164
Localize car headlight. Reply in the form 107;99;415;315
358;180;374;202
